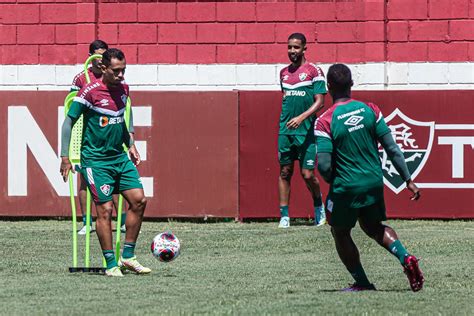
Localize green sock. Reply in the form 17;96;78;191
122;242;136;259
120;212;127;227
280;205;289;217
348;264;371;286
389;240;410;264
82;215;92;226
103;250;117;269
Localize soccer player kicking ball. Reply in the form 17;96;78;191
71;40;134;235
60;48;150;277
315;64;424;292
278;33;327;228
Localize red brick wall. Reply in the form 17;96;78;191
1;0;473;65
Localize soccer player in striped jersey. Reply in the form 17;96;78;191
277;33;327;228
315;64;424;292
61;49;149;277
71;40;132;235
70;40;108;92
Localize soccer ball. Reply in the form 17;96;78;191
151;232;180;262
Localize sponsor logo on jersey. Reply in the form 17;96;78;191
299;73;307;81
100;184;111;196
99;99;109;107
306;159;314;166
379;108;434;194
344;115;365;132
344;115;364;126
285;90;306;97
99;116;124;127
337;108;365;120
282;75;289;81
99;116;109;127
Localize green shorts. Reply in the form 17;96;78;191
326;197;387;229
278;134;316;169
78;159;143;203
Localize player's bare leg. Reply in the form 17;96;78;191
77;174;94;235
359;218;424;291
121;188;146;243
278;163;293;228
301;168;325;226
118;188;150;274
95;201;115;250
111;193;127;232
358;219;398;248
331;226;375;291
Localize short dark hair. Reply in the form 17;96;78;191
102;48;125;67
89;40;108;55
327;64;352;92
288;33;307;46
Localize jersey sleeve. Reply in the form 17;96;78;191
314;113;333;153
67;100;86;119
367;102;391;138
310;64;327;96
279;68;285;93
70;72;84;92
68;87;92;119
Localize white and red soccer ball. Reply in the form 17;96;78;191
151;232;180;262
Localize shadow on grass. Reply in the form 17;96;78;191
318;288;410;293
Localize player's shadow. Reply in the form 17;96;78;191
318;288;410;293
289;220;320;226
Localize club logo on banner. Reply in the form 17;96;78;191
379;108;435;194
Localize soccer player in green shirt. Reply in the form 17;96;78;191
71;40;133;235
315;64;424;291
278;33;327;228
60;48;149;277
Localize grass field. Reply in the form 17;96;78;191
0;219;472;315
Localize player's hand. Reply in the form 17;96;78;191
406;180;420;201
129;145;141;166
286;116;304;129
60;157;74;182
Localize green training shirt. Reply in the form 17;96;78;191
67;80;130;167
279;62;327;135
315;99;391;207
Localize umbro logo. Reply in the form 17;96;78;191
344;115;364;126
99;99;109;107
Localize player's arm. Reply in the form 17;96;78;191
315;112;333;182
286;94;325;129
378;132;420;201
59;101;84;181
123;112;141;166
287;68;327;129
317;152;332;183
315;131;333;183
316;136;333;183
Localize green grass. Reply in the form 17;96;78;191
0;220;472;315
